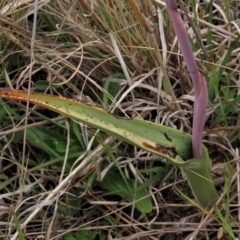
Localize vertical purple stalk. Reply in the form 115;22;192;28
165;0;208;158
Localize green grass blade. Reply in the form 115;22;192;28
12;210;26;240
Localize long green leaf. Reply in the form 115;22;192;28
0;89;218;207
0;90;193;164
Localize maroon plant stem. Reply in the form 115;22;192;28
165;0;208;158
192;73;208;157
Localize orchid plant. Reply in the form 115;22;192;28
0;0;218;210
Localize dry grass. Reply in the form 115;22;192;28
0;0;240;239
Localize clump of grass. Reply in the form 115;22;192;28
0;0;239;239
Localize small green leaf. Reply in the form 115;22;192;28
64;233;76;240
38;3;59;31
99;169;152;213
64;230;98;240
138;166;167;174
102;73;124;108
0;107;6;123
8;131;24;143
70;120;86;149
12;210;26;240
55;141;67;152
35;80;49;90
27;127;62;158
0;173;8;180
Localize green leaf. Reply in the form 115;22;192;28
64;233;77;240
102;73;124;108
12;211;26;240
35;80;49;90
1;90;194;163
26;127;69;158
0;90;218;208
70;120;86;149
98;169;152;213
138;166;167;174
0;106;6;123
208;67;218;102
8;131;24;143
38;3;59;31
54;140;67;153
64;230;98;240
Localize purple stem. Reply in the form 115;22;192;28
192;73;208;157
165;0;208;158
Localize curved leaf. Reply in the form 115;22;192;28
0;89;218;207
0;89;193;164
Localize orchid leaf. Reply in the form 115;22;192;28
0;89;194;165
0;89;218;207
98;168;152;213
